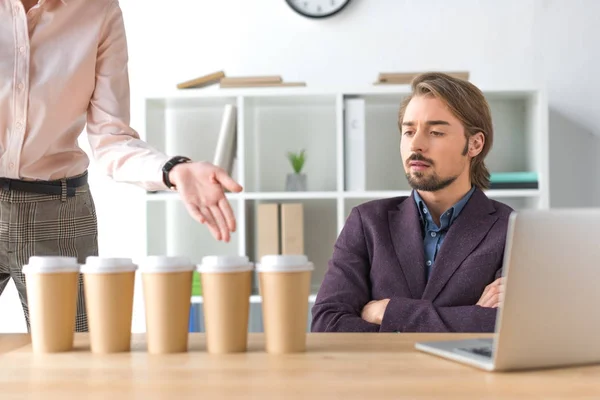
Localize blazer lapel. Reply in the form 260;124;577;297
422;188;498;301
388;195;427;298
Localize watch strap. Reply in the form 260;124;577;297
162;156;191;189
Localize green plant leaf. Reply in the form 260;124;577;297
286;149;306;174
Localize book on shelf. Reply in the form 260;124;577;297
374;71;470;85
213;104;237;177
219;81;306;88
256;202;305;260
176;71;303;89
176;70;225;89
280;203;304;255
257;203;280;261
344;98;366;191
489;182;538;190
489;171;538;190
192;271;202;296
220;76;282;85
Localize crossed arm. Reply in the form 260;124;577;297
360;277;503;327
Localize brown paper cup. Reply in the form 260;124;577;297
258;255;313;354
139;256;193;354
82;257;137;354
23;256;80;353
198;255;253;354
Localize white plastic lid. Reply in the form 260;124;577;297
197;255;253;273
256;255;314;273
137;256;194;273
80;256;137;274
22;256;80;274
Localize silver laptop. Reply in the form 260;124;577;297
415;209;600;372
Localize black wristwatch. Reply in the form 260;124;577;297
162;156;191;189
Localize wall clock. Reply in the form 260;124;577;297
285;0;352;19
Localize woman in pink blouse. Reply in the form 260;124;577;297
0;0;241;332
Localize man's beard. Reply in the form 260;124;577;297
404;151;463;192
406;171;458;192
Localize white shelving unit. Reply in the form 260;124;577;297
139;85;549;331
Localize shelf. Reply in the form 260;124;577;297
146;189;541;202
244;191;339;200
145;86;539;103
146;199;241;264
191;294;317;304
243;95;337;193
140;85;548;335
146;191;334;202
483;189;540;198
343;191;411;199
145;192;242;201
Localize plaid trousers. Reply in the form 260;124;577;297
0;180;98;332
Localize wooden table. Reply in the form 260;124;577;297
1;333;599;399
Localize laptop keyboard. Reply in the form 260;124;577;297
458;346;493;358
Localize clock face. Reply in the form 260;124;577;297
285;0;351;19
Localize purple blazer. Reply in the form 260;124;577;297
311;188;513;333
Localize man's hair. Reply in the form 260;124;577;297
398;72;493;190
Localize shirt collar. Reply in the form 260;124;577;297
413;186;476;229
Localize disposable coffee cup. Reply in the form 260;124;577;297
81;257;137;354
23;256;80;353
257;255;314;354
197;255;253;354
139;256;194;354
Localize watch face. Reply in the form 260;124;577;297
285;0;351;19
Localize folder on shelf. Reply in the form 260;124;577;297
176;70;225;89
280;203;304;255
375;71;470;85
489;172;538;190
213;104;237;176
257;203;280;260
344;98;366;191
219;81;306;88
489;182;538;189
191;270;202;296
220;76;283;85
490;172;538;183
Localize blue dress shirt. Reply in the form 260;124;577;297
413;186;476;280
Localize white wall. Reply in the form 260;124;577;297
537;0;600;139
2;0;599;332
549;110;598;208
124;0;542;91
535;0;600;207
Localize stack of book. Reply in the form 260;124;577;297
374;71;470;85
176;71;225;89
489;172;538;190
176;71;306;89
255;202;305;294
220;76;305;88
257;203;305;259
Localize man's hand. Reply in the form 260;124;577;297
477;277;505;308
361;299;390;325
169;161;243;242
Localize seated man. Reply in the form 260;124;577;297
312;72;512;333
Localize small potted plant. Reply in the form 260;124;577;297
285;149;307;191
